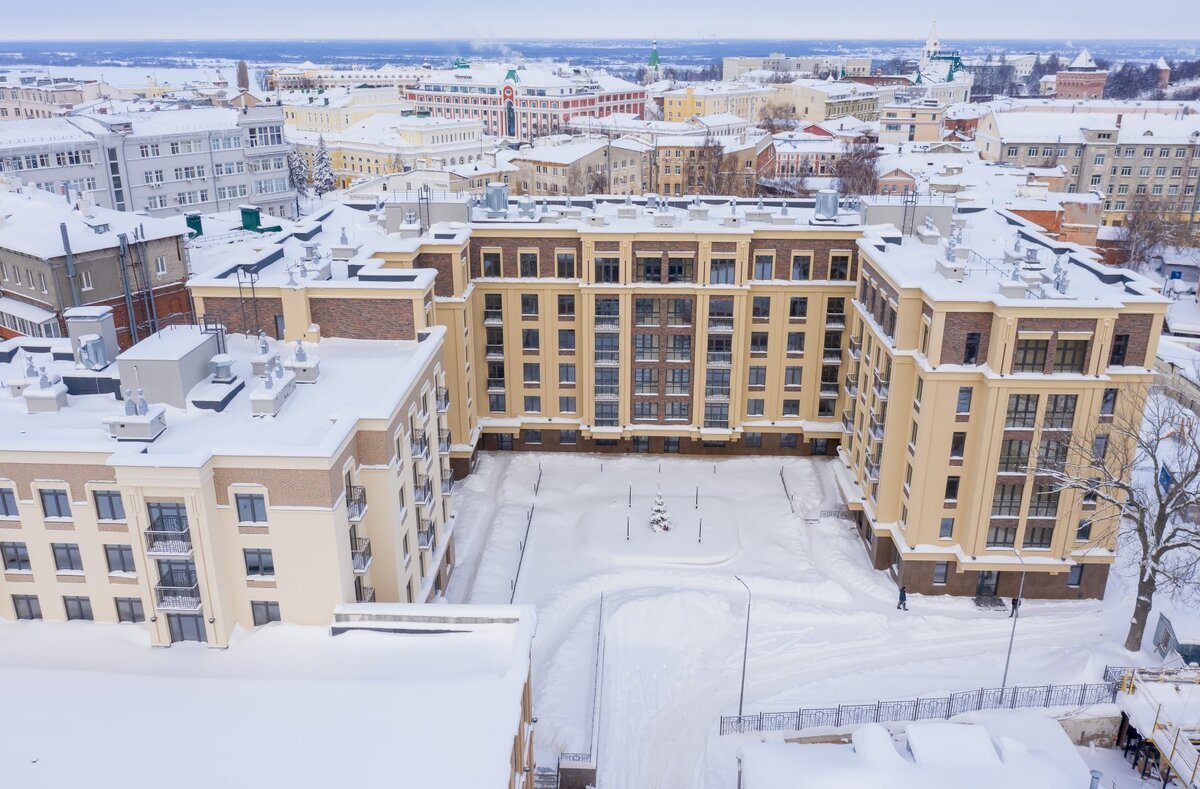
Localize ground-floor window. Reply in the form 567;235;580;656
559;430;577;445
632;436;650;453
663;437;680;453
744;432;762;448
12;594;41;620
168;613;207;643
1067;565;1084;588
780;433;799;449
64;596;93;621
932;562;949;585
810;438;829;455
251;600;281;626
497;434;513;451
115;597;145;623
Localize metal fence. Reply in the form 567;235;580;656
719;680;1118;736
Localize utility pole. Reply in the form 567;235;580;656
734;575;752;717
1001;549;1027;691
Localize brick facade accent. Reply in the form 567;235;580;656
416;252;457;298
212;468;337;507
1014;317;1098;374
200;296;285;337
1114;313;1155;368
749;238;858;281
308;297;415;341
1;463;116;500
469;237;583;279
940;312;994;365
480;430;837;457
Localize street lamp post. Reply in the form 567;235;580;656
734;575;752;717
1001;549;1027;691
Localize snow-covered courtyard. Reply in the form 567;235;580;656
446;452;1145;788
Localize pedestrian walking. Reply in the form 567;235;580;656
1009;596;1021;618
897;586;908;611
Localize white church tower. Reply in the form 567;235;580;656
920;21;941;69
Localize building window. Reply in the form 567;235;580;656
559;396;577;413
12;594;42;620
2;541;31;571
784;367;802;388
1077;519;1092;541
488;394;506;412
1043;394;1077;430
747;398;765;417
252;600;281;626
667;257;693;283
52;543;83;572
1024;525;1055;549
791;255;811;280
950;432;966;459
782;399;800;416
115;597;145;623
521;329;539;350
558;329;576;351
557;252;577;278
780;433;799;449
39;488;71;519
744;432;762;448
63;596;93;621
663;437;680;453
938;517;954;539
748;366;767;387
1029;484;1060;518
829;255;850;280
93;490;125;521
559;363;576;384
785;332;804;354
753;255;773;280
523;362;541;385
963;332;981;365
639;257;662;282
1012;339;1048;373
991;483;1024;518
1054;340;1089;374
944;476;960;501
521;293;539;317
595;257;620;283
559;430;578;445
987;525;1017;548
104;544;136;574
932;562;949;585
1005;394;1039;428
1100;388;1117;416
523;396;541;413
244;548;275;577
1067;564;1084;588
235;493;268;523
1109;334;1129;366
481;251;501;277
710;258;735;284
789;297;808;319
558;294;576;319
956;386;973;415
752;296;771;320
519;252;538;277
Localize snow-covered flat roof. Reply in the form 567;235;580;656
0;117;96;149
75;106;246;137
0;609;534;789
0;180;186;259
0;326;443;464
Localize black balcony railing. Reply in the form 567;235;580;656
436;387;449;413
411;430;429;459
708;316;734;332
706;351;733;366
414;482;434;508
351;537;372;573
357;585;376;603
346;486;367;522
438;429;451;453
154;576;201;611
144;515;192;555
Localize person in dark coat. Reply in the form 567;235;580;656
897;586;908;611
1009;596;1021;618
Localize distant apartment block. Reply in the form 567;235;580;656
722;55;873;81
0;70;105;121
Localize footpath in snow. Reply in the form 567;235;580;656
446;452;1143;789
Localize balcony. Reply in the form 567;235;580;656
483;311;503;327
594;316;620;332
704;386;730;402
351;537;372;574
842;411;855;434
848;337;861;360
822;348;843;365
595;384;619;400
706;350;732;367
594;417;620;427
345;485;367;522
703;419;729;429
486;377;506;393
441;476;455;495
357;585;376;603
872;377;890;401
438;429;451;454
819;382;839;399
865;459;881;480
708;316;734;333
154;581;202;612
436;386;449;413
997;458;1029;475
414;480;434;509
844;375;858;398
418;520;435;550
594;350;620;366
411;430;430;460
827;313;846;330
869;418;886;442
144;515;192;556
485;345;504;361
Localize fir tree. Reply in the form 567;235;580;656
287;148;310;199
649;490;671;532
312;137;335;197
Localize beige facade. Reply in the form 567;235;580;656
722;55;873;81
661;84;775;123
0;73;104;121
836;197;1166;599
976;109;1200;226
280;86;413;133
878;100;946;144
509;140;649;196
773;81;881;122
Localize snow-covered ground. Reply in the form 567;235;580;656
447;452;1150;788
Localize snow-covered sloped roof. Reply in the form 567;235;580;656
1069;49;1099;70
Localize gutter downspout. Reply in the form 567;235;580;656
117;233;139;344
59;223;82;307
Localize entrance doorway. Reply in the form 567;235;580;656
976;570;999;597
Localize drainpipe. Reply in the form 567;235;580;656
117;233;139;344
1088;770;1102;789
59;223;82;307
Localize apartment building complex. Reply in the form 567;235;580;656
878;98;946;143
836;197;1165;599
508;138;650;196
651;133;776;197
0;71;105;121
0;105;297;219
287;112;485;189
976;109;1200;226
659;83;775;123
722;55;873;81
0;182;190;345
0;291;456;645
266;63;423;91
771;80;883;122
405;64;646;140
279;86;412;133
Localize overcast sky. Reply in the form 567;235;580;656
3;0;1193;40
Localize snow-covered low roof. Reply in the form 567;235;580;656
0;607;535;789
740;716;1088;789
